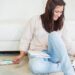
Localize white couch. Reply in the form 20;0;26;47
62;21;75;56
0;21;26;51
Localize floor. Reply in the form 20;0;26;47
0;55;33;75
0;54;74;75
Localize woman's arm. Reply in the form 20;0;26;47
13;51;27;64
13;17;36;64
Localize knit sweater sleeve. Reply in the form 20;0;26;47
19;17;36;52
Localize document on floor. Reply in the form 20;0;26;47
0;60;13;65
28;50;50;58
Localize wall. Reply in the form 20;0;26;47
0;0;74;24
0;0;47;21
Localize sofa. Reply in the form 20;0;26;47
0;21;26;51
62;20;75;56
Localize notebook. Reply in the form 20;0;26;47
0;60;13;65
28;50;50;58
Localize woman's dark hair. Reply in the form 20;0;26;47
41;0;65;33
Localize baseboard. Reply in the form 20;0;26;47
0;51;20;55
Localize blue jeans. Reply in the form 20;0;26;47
28;31;75;75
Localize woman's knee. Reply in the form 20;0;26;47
29;59;50;74
49;31;60;38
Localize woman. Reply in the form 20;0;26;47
13;0;75;75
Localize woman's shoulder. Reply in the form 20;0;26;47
29;15;41;22
25;15;42;29
27;15;42;27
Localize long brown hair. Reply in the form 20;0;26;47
41;0;65;33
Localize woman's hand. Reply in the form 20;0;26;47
13;55;22;64
13;51;26;64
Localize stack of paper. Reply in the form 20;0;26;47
28;50;50;58
0;60;13;65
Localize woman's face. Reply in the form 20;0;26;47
53;5;64;21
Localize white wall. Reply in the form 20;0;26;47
64;0;75;38
0;0;47;21
0;0;75;21
64;0;75;21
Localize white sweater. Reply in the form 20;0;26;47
19;15;75;56
20;16;48;52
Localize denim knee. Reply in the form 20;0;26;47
29;58;51;74
48;31;60;38
29;58;61;74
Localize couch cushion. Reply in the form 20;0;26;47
0;21;26;41
0;41;19;51
62;21;75;56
